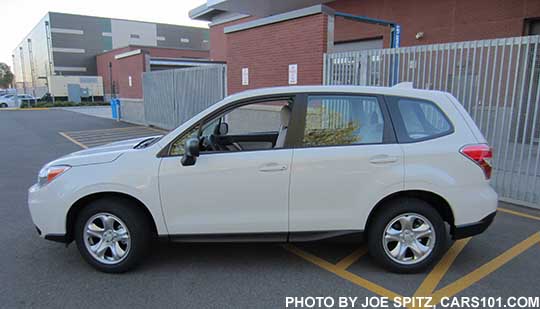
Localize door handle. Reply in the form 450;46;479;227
259;163;288;172
369;155;399;164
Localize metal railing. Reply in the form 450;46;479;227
324;35;540;208
142;65;227;130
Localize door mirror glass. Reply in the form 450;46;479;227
181;138;200;166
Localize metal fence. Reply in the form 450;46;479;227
324;35;540;208
142;65;227;130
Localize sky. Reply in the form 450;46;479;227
0;0;209;66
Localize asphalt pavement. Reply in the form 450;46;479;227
1;109;540;309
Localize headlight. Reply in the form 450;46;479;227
38;165;71;187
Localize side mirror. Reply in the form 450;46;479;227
181;138;200;166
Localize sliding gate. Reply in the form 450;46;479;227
324;35;540;208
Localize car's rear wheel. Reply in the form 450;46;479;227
0;103;7;108
367;197;447;273
74;198;152;273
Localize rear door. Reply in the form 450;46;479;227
288;94;403;235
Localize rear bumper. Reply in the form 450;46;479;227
451;211;496;239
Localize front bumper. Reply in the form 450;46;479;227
451;211;496;239
28;183;70;240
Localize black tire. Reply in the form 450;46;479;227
74;197;153;273
367;197;447;273
0;103;7;108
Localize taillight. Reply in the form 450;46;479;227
460;144;492;179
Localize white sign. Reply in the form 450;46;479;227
128;76;132;87
242;67;249;86
288;64;298;85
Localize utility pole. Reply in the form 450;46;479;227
44;20;55;103
11;54;15;90
27;38;37;101
19;46;27;95
108;62;114;100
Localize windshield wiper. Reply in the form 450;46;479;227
134;137;160;149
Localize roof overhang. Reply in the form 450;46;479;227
224;4;334;34
189;4;226;21
190;0;333;21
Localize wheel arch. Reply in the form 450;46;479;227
65;191;158;243
365;190;455;236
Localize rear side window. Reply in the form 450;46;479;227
302;95;384;147
386;96;453;143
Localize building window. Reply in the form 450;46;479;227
130;34;140;39
180;38;190;43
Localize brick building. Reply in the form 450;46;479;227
190;0;540;94
96;46;211;99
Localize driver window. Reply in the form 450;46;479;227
168;98;292;156
200;99;291;152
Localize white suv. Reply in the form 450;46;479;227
28;85;497;273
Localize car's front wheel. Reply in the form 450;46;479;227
367;197;447;273
74;198;152;273
0;103;7;108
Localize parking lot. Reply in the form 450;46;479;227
1;108;540;308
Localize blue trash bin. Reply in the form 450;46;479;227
110;99;120;119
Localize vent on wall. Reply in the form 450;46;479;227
130;34;140;39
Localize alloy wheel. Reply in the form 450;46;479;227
382;213;436;265
83;212;131;265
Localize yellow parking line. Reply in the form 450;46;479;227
413;238;471;298
498;207;540;221
335;247;368;270
59;132;88;149
430;232;540;305
283;244;403;300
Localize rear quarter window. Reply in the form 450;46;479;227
386;96;454;143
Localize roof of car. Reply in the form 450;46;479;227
223;85;448;104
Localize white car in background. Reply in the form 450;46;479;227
28;85;497;273
0;94;16;107
0;94;36;108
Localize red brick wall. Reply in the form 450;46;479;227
115;53;146;99
329;0;540;47
226;13;329;94
96;48;146;99
96;47;135;98
209;16;258;61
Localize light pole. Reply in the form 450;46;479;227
108;62;114;100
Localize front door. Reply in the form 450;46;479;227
159;97;295;237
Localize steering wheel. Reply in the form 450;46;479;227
201;135;218;151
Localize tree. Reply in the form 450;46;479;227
302;105;362;147
0;63;14;89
